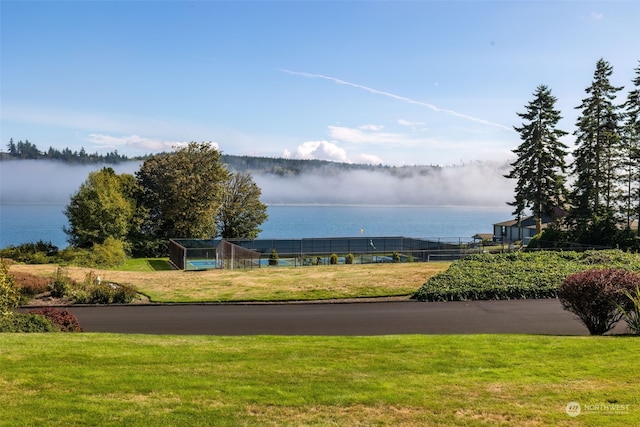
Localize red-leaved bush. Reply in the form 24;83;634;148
28;308;83;332
557;268;640;335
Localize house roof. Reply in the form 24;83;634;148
472;233;494;240
494;208;567;228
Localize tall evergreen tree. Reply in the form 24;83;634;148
6;138;16;155
505;85;568;235
622;60;640;237
568;58;624;242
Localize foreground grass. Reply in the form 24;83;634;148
11;262;449;303
0;334;638;426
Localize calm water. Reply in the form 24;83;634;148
0;203;511;249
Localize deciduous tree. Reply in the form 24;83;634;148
216;172;268;239
64;167;138;248
136;142;229;240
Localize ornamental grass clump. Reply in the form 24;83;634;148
557;268;640;335
618;286;640;335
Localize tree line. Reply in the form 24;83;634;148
506;58;639;249
3;138;130;164
3;139;443;177
64;142;268;258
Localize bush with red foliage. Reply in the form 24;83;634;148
28;308;83;332
557;268;640;335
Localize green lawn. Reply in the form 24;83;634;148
1;334;638;426
117;257;173;271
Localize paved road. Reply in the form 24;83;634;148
66;299;611;335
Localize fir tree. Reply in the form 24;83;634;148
622;60;640;237
505;85;568;235
568;58;624;242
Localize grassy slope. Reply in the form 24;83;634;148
1;334;638;426
11;262;450;303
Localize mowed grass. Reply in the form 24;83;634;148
1;334;638;426
11;262;448;303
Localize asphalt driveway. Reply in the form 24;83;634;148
65;298;621;335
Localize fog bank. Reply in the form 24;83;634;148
1;160;514;207
0;160;142;204
255;162;514;207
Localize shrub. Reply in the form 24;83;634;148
392;251;401;262
112;284;138;304
557;269;640;335
345;253;354;264
330;253;339;265
0;260;21;316
413;250;640;302
268;249;279;266
90;283;114;304
618;286;640;335
89;237;127;268
48;269;136;305
50;267;76;298
56;238;127;268
12;271;52;297
28;308;83;332
0;312;58;332
0;240;58;264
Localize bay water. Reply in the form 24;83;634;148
0;203;511;249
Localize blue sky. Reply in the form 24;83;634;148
1;1;638;166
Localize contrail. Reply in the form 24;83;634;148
279;68;512;131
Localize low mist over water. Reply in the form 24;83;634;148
1;160;142;204
1;160;514;207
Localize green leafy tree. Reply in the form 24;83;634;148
136;142;229;240
568;58;625;243
505;85;568;235
64;167;138;249
0;260;20;316
622;60;640;237
217;172;268;239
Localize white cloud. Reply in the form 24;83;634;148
354;153;384;165
358;124;384;131
328;125;416;146
397;118;426;128
290;140;351;163
86;134;199;153
285;139;384;165
591;12;604;20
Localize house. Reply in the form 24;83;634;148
493;216;539;244
493;208;566;244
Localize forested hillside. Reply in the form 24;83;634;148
1;139;443;177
